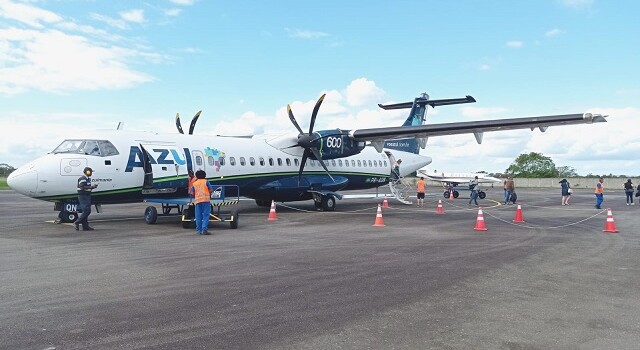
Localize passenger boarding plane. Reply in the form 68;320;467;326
8;92;606;224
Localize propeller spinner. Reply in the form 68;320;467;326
287;94;335;183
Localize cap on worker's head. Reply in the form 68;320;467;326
475;176;478;179
83;167;93;174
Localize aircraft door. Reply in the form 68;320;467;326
192;150;206;172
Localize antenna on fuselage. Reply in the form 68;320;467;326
117;122;125;130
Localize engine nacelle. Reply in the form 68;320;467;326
308;129;366;160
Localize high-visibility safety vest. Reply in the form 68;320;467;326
416;180;426;193
594;182;604;194
192;179;211;204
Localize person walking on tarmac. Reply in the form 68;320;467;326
594;177;605;209
468;176;479;206
189;170;214;235
75;167;98;231
416;176;426;207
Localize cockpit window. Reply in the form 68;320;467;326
52;140;119;157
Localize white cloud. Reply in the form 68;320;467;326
345;78;386;107
164;8;182;17
506;40;523;48
0;29;153;94
285;28;329;39
120;9;145;24
545;28;562;37
0;0;61;28
90;13;128;30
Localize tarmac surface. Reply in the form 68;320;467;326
1;187;640;350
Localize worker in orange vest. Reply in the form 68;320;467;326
416;177;426;207
189;170;214;235
594;177;604;209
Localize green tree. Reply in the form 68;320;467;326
556;165;578;177
0;163;15;177
505;152;559;177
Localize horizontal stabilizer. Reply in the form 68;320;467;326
378;95;476;110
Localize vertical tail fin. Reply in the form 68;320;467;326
378;93;476;154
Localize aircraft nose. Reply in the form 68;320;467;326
7;167;38;197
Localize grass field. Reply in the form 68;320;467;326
0;177;8;189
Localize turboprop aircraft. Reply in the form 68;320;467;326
7;92;607;225
419;169;502;199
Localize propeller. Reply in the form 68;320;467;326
287;94;334;183
175;111;202;135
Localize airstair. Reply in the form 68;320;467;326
388;177;413;205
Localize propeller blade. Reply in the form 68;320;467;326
298;149;310;185
176;113;184;134
188;110;202;135
308;93;326;134
287;105;304;135
309;147;334;182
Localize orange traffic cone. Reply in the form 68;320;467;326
513;204;525;223
382;198;389;208
473;207;488;231
372;205;385;227
448;190;454;200
436;200;444;214
603;208;618;233
268;200;278;221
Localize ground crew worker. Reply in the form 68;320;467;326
189;170;214;235
75;167;97;231
187;170;196;197
595;177;604;209
416;177;426;207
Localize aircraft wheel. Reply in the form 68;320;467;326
478;191;486;199
453;191;459;198
144;206;158;224
230;209;239;229
443;191;450;199
62;211;78;223
322;196;336;212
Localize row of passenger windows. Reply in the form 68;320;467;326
195;156;388;169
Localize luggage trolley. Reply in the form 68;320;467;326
181;184;240;229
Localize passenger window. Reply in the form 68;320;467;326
277;158;282;166
240;157;246;166
373;160;378;167
383;160;387;167
368;160;372;167
230;157;236;166
357;160;361;167
331;160;336;166
268;158;274;166
286;158;291;166
196;156;203;166
351;160;355;167
208;157;215;166
294;158;299;167
310;160;316;167
250;157;256;166
259;157;265;166
338;160;343;167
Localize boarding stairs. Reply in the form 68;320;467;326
388;177;413;205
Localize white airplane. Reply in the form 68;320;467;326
7;92;606;227
419;170;502;199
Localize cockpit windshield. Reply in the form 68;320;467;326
52;140;119;157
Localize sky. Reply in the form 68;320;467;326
1;0;639;176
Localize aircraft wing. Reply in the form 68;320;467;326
350;113;606;142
